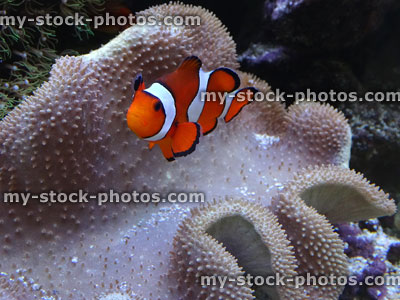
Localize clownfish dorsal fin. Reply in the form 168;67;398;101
133;73;145;91
176;56;202;73
207;67;240;93
224;87;258;123
171;122;201;157
156;56;202;113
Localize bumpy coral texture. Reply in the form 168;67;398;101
284;165;396;223
172;199;303;300
0;273;47;299
0;2;396;300
271;193;348;300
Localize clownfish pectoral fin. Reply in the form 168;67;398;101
171;122;201;157
133;73;145;91
148;142;156;150
207;67;240;93
224;87;258;123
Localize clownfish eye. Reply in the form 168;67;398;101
154;101;162;111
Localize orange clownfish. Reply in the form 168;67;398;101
126;56;257;161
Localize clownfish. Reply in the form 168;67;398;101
126;56;257;161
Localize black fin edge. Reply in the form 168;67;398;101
224;87;258;123
211;67;241;92
133;73;143;91
202;119;218;136
172;123;201;158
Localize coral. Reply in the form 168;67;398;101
171;199;301;300
387;242;400;264
0;2;396;299
0;0;104;119
336;223;375;259
271;193;348;300
336;219;400;299
283;164;395;223
341;259;388;300
359;219;380;232
0;272;53;299
285;103;351;166
98;292;137;300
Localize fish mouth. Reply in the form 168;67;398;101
127;112;148;131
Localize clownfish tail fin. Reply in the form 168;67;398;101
224;87;258;123
171;122;201;157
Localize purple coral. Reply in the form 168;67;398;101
340;259;388;300
336;223;375;259
386;242;400;264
